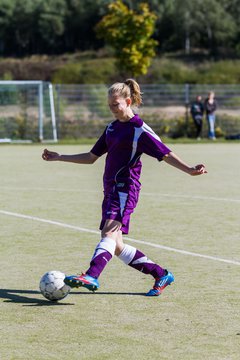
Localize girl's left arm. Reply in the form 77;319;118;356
163;152;207;176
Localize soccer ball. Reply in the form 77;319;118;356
39;270;71;301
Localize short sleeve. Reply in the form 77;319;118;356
138;131;171;161
91;128;107;157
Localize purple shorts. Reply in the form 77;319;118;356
100;184;140;234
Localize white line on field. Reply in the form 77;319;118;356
1;209;240;266
1;186;240;203
142;192;240;203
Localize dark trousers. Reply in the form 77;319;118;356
193;116;203;138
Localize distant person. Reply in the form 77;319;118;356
204;91;217;140
42;79;207;297
190;95;204;140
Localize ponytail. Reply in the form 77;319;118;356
124;79;142;107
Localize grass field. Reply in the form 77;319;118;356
0;143;240;360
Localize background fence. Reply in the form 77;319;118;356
0;83;240;141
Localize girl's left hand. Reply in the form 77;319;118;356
190;164;207;176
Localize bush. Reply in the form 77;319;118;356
216;114;240;136
1;112;239;141
139;58;197;84
52;58;116;84
58;118;108;139
52;63;82;84
139;111;189;138
0;116;39;140
2;53;240;85
86;86;109;118
197;61;240;84
0;56;57;81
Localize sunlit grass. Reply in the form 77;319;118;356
0;144;239;360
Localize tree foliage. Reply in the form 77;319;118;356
95;0;158;76
0;0;240;58
171;0;236;54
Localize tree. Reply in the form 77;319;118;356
171;0;236;55
0;0;67;55
222;0;240;54
95;0;158;77
0;0;15;53
63;0;111;52
37;0;67;47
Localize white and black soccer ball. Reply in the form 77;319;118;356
39;270;71;301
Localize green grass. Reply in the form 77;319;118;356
0;143;240;360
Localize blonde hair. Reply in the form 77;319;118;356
208;91;215;98
108;78;143;107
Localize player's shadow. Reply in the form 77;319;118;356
74;291;146;296
0;289;146;306
0;289;74;306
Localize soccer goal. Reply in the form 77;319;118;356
0;81;57;143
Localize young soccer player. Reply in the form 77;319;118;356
42;79;207;297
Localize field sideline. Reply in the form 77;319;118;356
0;143;240;360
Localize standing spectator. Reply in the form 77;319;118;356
204;91;217;140
190;95;204;140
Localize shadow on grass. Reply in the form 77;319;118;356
0;289;146;306
0;289;74;306
73;291;146;296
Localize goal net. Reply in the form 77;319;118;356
0;81;57;143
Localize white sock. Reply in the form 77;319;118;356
92;236;116;259
118;244;136;265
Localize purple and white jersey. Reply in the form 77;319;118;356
91;114;171;193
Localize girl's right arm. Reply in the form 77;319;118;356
42;149;98;164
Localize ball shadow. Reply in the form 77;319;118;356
0;288;74;306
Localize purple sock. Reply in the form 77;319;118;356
86;237;116;279
86;250;112;279
128;249;165;279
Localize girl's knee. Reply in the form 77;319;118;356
101;219;124;254
101;229;117;239
101;219;121;238
115;243;124;256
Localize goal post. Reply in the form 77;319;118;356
48;83;58;143
0;80;58;142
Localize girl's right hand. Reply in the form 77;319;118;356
42;148;60;161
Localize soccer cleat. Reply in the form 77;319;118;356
64;273;99;292
146;270;174;297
